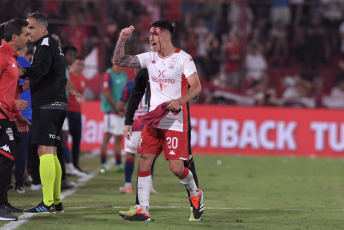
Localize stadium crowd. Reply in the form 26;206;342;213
2;0;344;108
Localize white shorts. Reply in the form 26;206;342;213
62;117;69;131
125;131;142;154
103;113;124;136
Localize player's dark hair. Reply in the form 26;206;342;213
27;12;48;29
62;45;78;55
0;22;6;41
150;19;175;37
4;18;28;42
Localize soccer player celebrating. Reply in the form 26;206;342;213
113;20;204;221
22;13;67;213
118;68;201;221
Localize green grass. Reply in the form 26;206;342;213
2;154;344;229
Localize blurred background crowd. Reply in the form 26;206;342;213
3;0;344;108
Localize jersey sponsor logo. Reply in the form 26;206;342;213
12;63;16;67
158;70;165;78
169;57;177;69
154;69;176;90
151;77;175;91
169;150;176;155
6;128;14;140
0;145;11;153
116;79;124;84
49;134;61;140
41;37;49;46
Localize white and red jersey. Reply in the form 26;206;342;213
136;48;197;132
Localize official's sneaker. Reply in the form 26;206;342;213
15;186;25;194
2;203;23;213
119;205;139;218
66;164;87;177
30;183;42;191
119;187;132;194
189;207;201;221
123;208;150;221
189;188;204;220
55;202;64;213
0;207;18;221
24;201;56;214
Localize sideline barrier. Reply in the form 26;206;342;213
80;101;344;157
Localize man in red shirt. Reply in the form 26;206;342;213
67;56;86;172
0;18;30;221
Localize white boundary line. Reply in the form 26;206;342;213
65;205;344;212
0;159;114;230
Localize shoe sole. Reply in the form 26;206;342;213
124;218;151;222
0;217;18;221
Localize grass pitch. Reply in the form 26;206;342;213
1;154;344;230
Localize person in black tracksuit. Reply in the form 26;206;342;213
119;68;199;220
21;13;67;213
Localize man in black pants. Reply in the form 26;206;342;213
118;69;200;221
0;18;31;221
22;12;67;214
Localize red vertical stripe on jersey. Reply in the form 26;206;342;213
181;74;189;133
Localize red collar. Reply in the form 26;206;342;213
1;42;18;58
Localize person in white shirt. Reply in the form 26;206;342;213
113;20;203;221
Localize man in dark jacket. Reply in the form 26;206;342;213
22;13;67;214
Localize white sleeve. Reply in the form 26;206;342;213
182;54;197;78
136;52;151;68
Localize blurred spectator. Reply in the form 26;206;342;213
330;78;344;97
320;0;342;57
104;19;119;68
268;20;289;66
194;18;209;74
228;1;254;35
244;42;268;85
245;80;266;101
302;7;327;80
181;26;198;59
310;77;326;107
281;75;299;100
204;32;220;82
223;32;241;90
256;86;278;106
67;56;87;172
270;0;291;25
60;12;91;55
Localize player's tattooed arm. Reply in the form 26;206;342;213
113;40;141;68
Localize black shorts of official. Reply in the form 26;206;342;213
0;118;20;161
31;102;67;147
